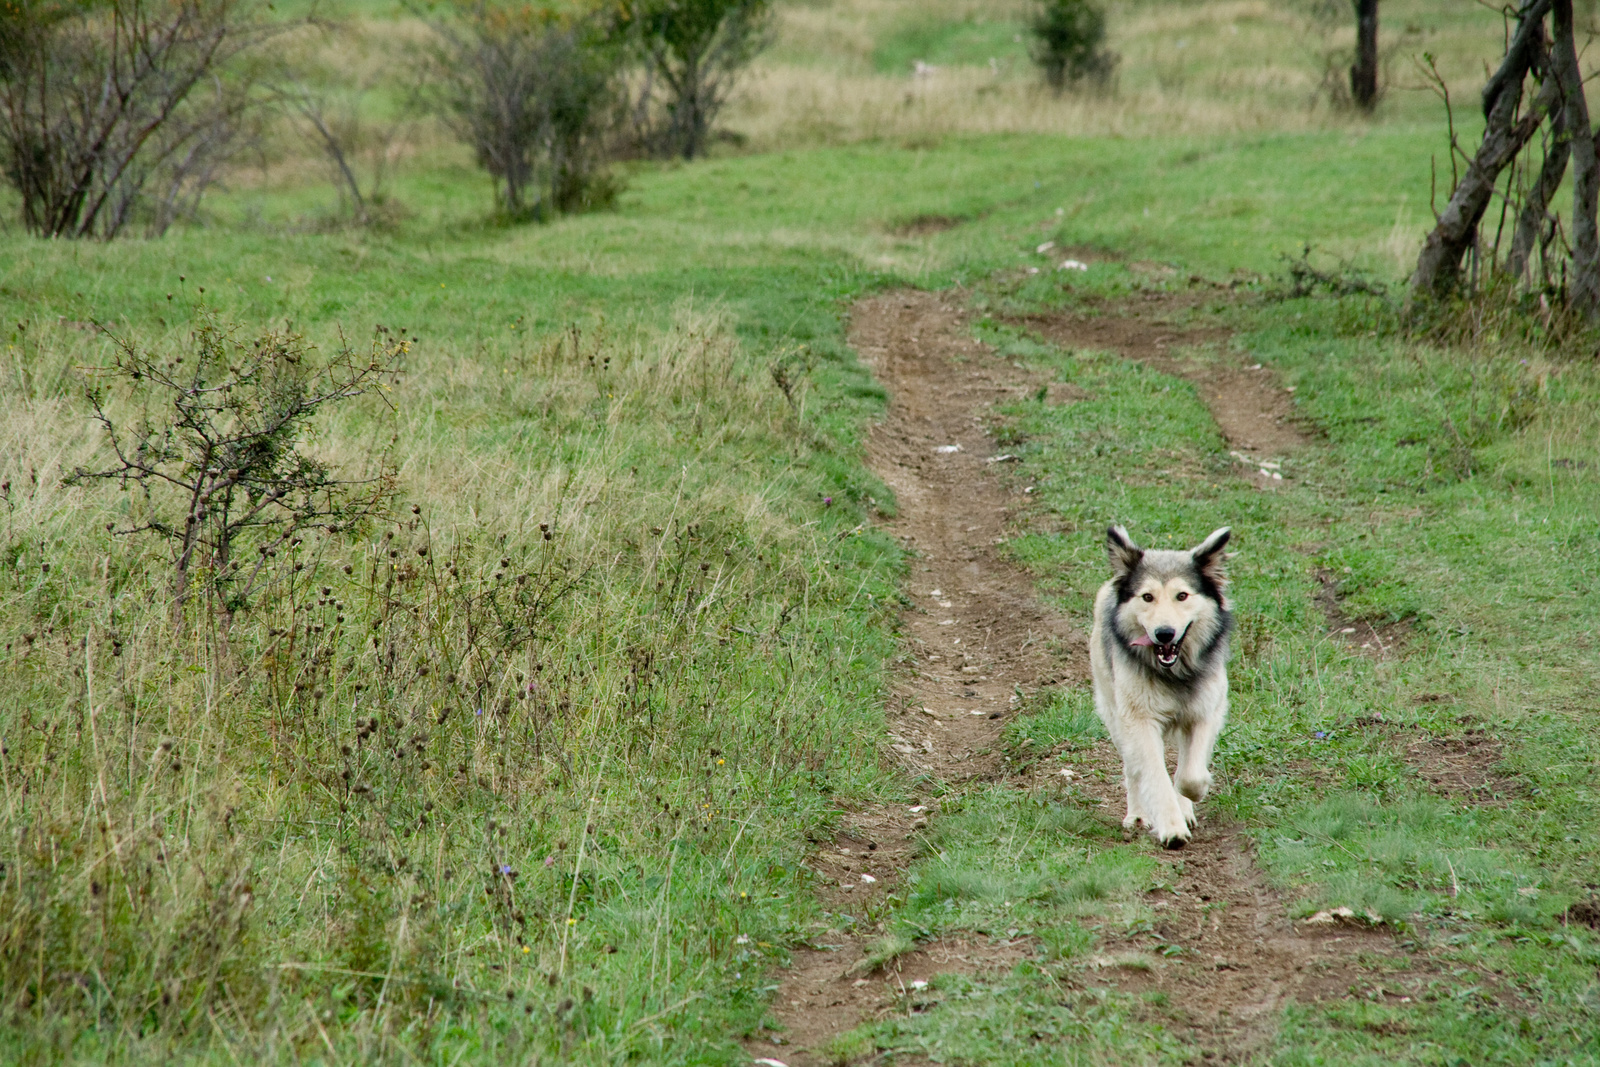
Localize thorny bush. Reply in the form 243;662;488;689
68;309;404;620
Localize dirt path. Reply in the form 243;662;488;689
749;290;1412;1066
1017;300;1309;486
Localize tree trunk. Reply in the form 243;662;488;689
1507;104;1569;282
1411;0;1555;300
1350;0;1379;111
679;55;704;160
1551;0;1600;316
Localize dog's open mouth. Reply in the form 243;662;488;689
1131;633;1183;667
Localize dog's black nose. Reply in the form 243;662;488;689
1153;627;1176;645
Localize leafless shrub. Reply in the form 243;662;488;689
271;25;421;227
68;308;404;620
276;81;415;226
419;1;623;219
0;0;282;239
1279;244;1389;299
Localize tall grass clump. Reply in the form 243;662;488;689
0;299;897;1062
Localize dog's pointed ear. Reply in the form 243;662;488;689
1190;527;1231;584
1106;525;1143;578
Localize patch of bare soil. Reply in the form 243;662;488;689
1089;830;1412;1062
753;936;1033;1062
1027;742;1419;1060
750;290;1413;1066
1562;897;1600;930
1018;300;1309;489
887;214;966;237
1314;569;1414;658
748;292;1082;1063
1402;731;1520;804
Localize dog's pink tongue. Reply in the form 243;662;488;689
1130;634;1155;647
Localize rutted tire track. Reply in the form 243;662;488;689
749;290;1414;1066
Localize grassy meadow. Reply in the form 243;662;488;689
3;0;1600;1063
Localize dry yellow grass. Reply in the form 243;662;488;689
237;1;1518;198
727;63;1321;146
723;0;1515;149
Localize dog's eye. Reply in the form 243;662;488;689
1176;592;1188;601
1141;593;1154;603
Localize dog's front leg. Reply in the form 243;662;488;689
1175;704;1227;808
1111;717;1190;849
1170;727;1198;829
1120;768;1146;830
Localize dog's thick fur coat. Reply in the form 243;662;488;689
1089;525;1233;849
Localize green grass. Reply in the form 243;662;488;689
838;275;1600;1063
5;2;1600;1062
871;11;1031;74
0;287;906;1062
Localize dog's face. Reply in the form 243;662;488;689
1105;525;1232;678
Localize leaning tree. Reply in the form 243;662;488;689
1411;0;1598;316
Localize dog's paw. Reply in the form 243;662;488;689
1177;772;1213;803
1177;795;1197;828
1150;814;1191;849
1122;812;1141;830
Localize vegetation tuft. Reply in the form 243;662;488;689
0;294;900;1061
1028;0;1116;93
68;312;403;620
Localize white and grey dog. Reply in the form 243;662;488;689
1089;525;1233;849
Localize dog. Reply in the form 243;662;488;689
1089;525;1233;849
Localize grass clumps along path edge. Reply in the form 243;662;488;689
804;270;1600;1065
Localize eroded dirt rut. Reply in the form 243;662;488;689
749;291;1411;1066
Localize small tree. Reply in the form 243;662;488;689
1029;0;1117;93
422;1;621;219
0;0;276;239
624;0;770;160
69;310;404;619
272;31;419;228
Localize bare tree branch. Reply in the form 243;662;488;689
1551;0;1599;315
0;0;282;238
1411;0;1558;300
